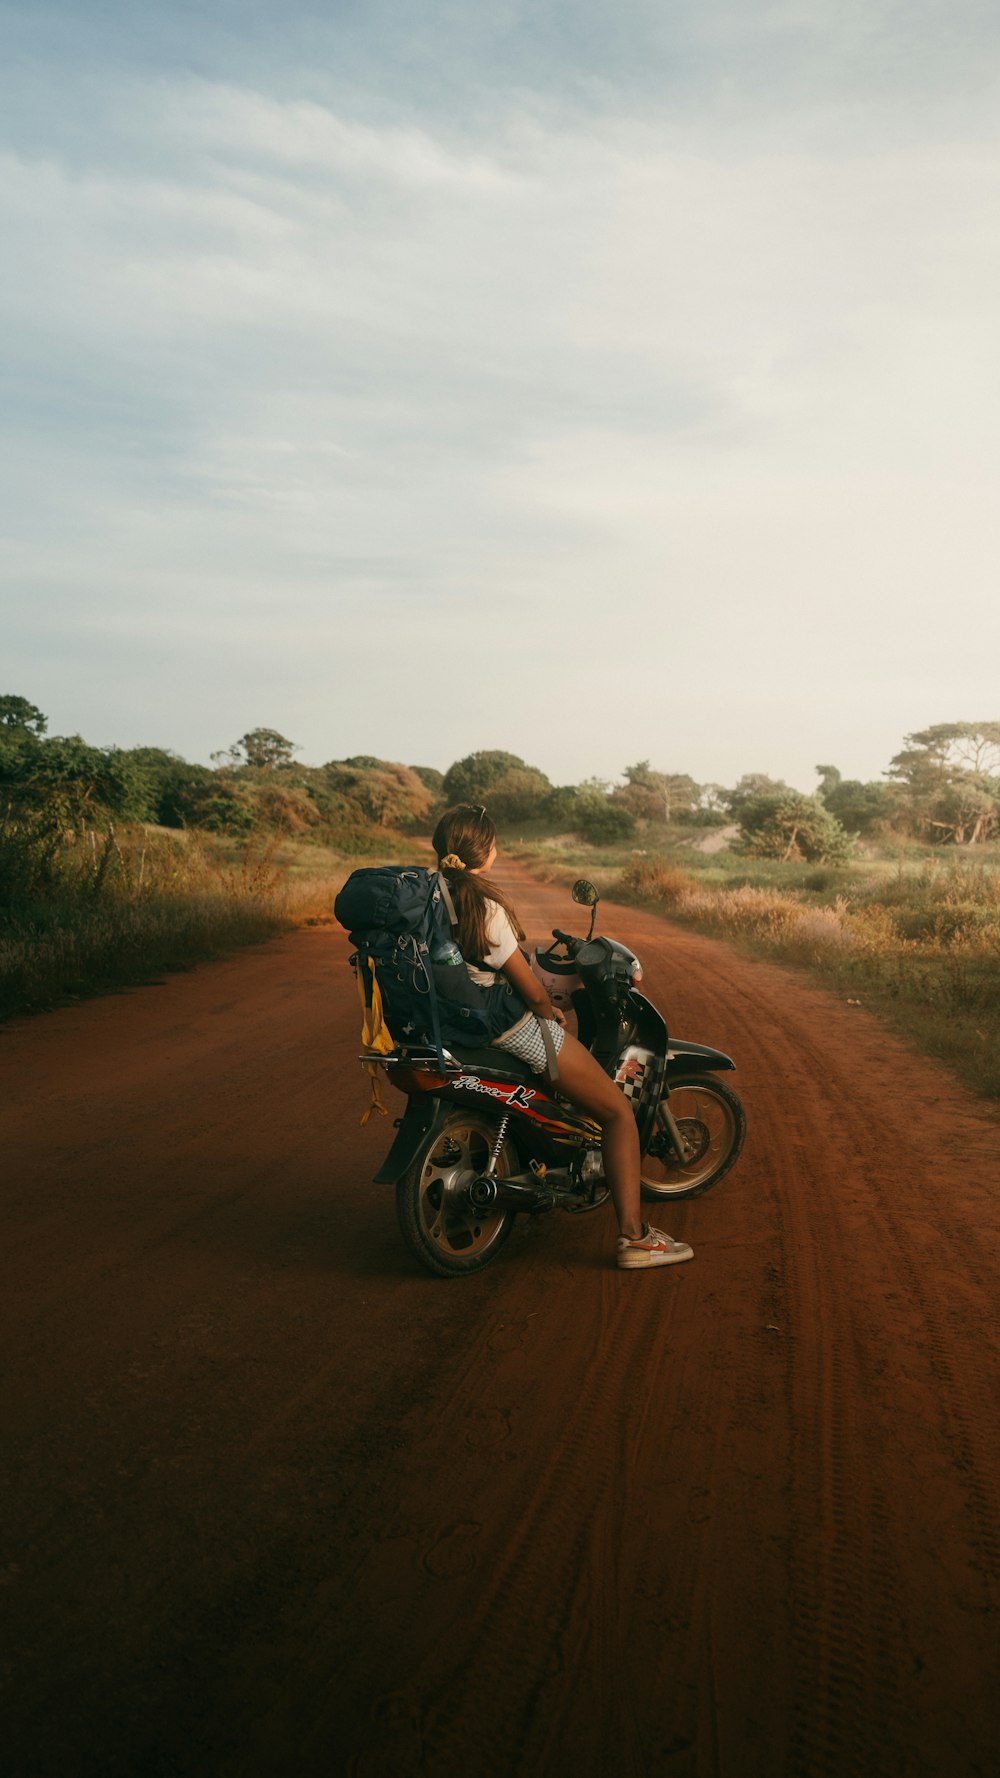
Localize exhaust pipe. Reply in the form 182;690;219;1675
468;1173;555;1213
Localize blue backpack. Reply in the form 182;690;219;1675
334;866;527;1062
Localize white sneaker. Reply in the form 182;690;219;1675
617;1224;694;1270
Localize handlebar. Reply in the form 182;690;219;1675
550;928;579;949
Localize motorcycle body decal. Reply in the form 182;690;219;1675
445;1074;599;1141
615;1046;655;1103
449;1074;536;1107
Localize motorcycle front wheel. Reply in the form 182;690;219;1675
640;1075;746;1201
396;1111;517;1278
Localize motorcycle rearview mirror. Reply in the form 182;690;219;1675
572;877;599;938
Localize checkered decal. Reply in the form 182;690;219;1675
615;1048;653;1102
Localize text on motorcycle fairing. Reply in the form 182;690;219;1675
451;1076;537;1108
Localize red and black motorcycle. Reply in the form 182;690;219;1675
364;879;746;1277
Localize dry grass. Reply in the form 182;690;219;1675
608;852;1000;1100
0;827;294;1018
0;824;429;1020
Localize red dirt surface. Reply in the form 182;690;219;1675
2;863;999;1778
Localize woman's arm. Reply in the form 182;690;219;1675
500;947;567;1026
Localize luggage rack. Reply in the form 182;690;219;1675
359;1043;463;1071
359;1042;537;1084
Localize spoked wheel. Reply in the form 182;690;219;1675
396;1112;517;1278
640;1075;746;1201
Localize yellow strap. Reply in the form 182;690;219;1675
356;955;395;1125
361;957;396;1054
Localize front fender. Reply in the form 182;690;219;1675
666;1040;736;1077
372;1094;448;1185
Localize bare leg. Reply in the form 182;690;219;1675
551;1032;644;1239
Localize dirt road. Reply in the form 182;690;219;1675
3;864;999;1777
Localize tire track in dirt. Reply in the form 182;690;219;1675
3;870;1000;1778
510;870;999;1778
616;889;1000;1778
715;1003;916;1778
364;1270;661;1778
214;1234;678;1778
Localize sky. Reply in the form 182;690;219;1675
3;0;999;794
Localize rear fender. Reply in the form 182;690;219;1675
666;1041;736;1078
373;1095;449;1185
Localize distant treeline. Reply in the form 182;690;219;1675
3;697;1000;883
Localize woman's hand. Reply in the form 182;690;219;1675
501;946;561;1023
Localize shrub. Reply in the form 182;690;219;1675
621;859;692;907
577;801;635;844
738;791;852;863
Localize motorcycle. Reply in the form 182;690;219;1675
363;878;746;1277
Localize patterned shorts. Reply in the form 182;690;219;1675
492;1013;566;1075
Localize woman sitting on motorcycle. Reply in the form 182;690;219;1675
432;804;693;1272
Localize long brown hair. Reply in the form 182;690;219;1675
432;804;525;962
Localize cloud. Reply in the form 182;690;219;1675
160;83;517;192
3;21;1000;784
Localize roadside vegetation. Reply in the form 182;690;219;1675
516;837;1000;1102
3;692;999;1099
0;698;430;1018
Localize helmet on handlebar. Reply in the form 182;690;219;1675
531;944;582;1009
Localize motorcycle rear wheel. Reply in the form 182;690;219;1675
640;1075;746;1201
396;1111;517;1278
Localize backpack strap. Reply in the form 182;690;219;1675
434;873;514;975
436;870;459;931
535;1014;560;1087
433;871;493;971
421;877;450;1069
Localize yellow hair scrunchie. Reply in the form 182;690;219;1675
440;853;466;871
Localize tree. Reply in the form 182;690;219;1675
484;766;552;822
442;751;546;807
737;791;852;862
815;764;893;836
0;695;47;735
6;736;151;828
121;747;215;827
578;800;636;844
410;765;445;799
887;722;1000;844
827;779;893;835
189;781;257;835
725;773;790;815
0;697;48;784
927;780;999;847
220;729;299;772
911;722;1000;777
325;759;431;828
688;783;730;826
562;778;636;844
614;761;699;824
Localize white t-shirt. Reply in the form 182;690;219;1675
465;899;519;987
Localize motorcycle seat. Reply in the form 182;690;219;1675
447;1044;536;1082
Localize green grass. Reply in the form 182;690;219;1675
512;834;1000;1102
